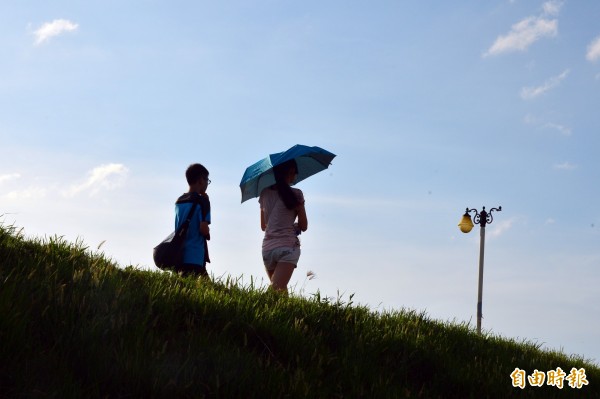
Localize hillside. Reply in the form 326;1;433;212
0;223;598;398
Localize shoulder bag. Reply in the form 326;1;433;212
153;200;199;271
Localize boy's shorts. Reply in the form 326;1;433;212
262;247;301;271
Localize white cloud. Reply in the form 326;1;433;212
4;187;48;200
542;1;563;17
524;113;572;136
64;163;129;197
484;16;557;57
523;113;538;125
586;36;600;62
554;162;577;170
488;218;515;239
33;19;79;45
520;69;569;99
0;173;21;184
543;122;572;136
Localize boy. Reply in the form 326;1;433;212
174;163;211;277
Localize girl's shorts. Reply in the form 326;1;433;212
262;246;301;271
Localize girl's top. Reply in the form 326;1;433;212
259;186;304;252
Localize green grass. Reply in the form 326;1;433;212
1;223;598;398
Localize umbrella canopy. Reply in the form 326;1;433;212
240;144;336;203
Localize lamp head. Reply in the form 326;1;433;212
458;211;474;233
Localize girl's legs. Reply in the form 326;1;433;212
270;262;295;293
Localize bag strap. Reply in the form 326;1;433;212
175;201;199;238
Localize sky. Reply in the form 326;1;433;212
1;1;599;367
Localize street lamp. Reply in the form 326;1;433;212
458;206;502;334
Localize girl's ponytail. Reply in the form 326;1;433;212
273;160;300;210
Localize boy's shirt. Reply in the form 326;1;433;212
175;192;211;265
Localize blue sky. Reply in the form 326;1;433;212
2;1;600;366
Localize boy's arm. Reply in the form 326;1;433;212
198;194;211;239
200;222;210;238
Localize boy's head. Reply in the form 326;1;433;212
186;163;210;192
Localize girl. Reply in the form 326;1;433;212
259;160;308;293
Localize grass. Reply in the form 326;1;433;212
0;222;598;398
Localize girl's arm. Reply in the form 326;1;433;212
260;208;267;231
296;203;308;232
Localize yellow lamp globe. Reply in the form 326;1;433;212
458;213;474;233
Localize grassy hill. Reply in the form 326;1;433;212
1;223;598;398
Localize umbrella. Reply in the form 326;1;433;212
240;144;336;203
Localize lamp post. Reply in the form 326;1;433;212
458;206;502;334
